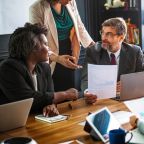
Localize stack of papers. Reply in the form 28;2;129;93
124;97;144;119
113;111;134;125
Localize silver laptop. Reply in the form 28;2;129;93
120;72;144;101
0;98;33;132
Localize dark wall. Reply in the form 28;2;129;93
76;0;86;24
76;0;96;41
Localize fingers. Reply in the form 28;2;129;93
58;55;82;69
84;93;97;104
65;55;76;62
66;56;83;69
43;104;59;117
88;41;96;47
65;88;79;101
66;59;82;69
85;98;96;104
66;60;79;69
130;115;138;129
117;81;121;93
66;88;77;93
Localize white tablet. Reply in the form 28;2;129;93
86;107;120;143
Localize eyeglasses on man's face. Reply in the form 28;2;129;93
99;30;118;38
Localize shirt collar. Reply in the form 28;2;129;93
107;47;121;59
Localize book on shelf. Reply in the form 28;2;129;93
125;18;140;45
128;0;137;9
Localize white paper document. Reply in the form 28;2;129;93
124;97;144;120
113;111;134;125
88;64;118;99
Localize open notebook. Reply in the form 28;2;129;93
35;114;68;123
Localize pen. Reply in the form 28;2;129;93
63;114;71;120
68;102;73;109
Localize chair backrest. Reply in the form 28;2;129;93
0;34;10;61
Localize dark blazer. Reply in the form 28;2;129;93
0;58;54;112
81;42;144;91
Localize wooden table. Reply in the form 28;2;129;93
0;98;130;144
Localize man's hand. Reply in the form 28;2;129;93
84;92;97;104
43;104;59;117
56;55;82;69
88;41;96;47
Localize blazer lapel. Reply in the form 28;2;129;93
44;1;58;48
66;4;80;41
36;72;42;91
25;71;36;90
99;50;111;65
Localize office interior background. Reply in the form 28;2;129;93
0;0;144;89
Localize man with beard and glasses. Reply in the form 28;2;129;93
81;17;144;103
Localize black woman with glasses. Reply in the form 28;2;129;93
81;17;144;102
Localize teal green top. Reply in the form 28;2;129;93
51;5;74;40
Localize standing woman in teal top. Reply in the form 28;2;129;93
51;4;76;91
29;0;95;91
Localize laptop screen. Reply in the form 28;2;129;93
0;98;33;132
120;72;144;101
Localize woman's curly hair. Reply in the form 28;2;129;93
9;23;48;60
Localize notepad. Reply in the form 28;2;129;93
35;115;68;123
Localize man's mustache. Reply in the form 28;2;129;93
102;40;110;45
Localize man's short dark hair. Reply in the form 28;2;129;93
102;17;127;37
9;23;48;60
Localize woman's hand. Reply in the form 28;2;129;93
64;88;79;101
43;104;59;117
53;88;79;104
84;92;97;104
56;55;82;69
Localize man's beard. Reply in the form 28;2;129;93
101;41;113;51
